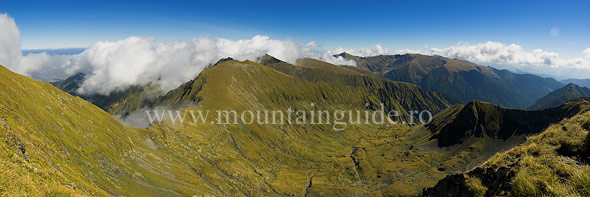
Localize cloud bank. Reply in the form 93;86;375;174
0;14;76;81
75;35;337;95
332;42;590;78
0;14;22;72
2;13;590;96
1;14;349;95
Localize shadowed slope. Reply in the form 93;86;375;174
429;99;589;147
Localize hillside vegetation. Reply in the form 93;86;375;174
1;58;587;196
425;101;590;196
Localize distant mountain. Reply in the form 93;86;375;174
424;98;590;196
528;83;590;110
561;78;590;88
52;73;162;115
51;72;85;93
336;53;563;109
3;56;589;196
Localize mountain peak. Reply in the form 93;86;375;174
528;83;590;110
257;54;283;65
214;57;234;65
334;52;357;59
565;83;581;89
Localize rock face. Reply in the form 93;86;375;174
584;131;590;158
424;109;590;197
422;166;515;197
428;99;590;147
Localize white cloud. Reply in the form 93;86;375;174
429;42;590;70
584;48;590;59
73;35;351;95
0;14;75;80
0;14;348;95
338;41;590;71
2;13;590;94
0;14;22;71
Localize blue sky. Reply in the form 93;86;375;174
2;0;589;58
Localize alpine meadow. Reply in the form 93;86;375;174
1;1;590;196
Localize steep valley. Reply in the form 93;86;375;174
1;58;588;196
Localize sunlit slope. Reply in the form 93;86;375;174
425;100;590;196
147;59;576;195
0;65;223;196
0;59;452;196
322;99;589;195
257;55;451;114
2;58;585;196
142;59;461;195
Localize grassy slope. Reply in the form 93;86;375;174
149;59;457;195
151;59;586;195
424;99;590;196
0;65;225;196
257;55;451;114
1;60;452;196
1;58;584;196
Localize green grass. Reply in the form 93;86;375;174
1;59;587;196
428;111;590;196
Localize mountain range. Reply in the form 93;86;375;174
336;53;564;109
3;53;590;196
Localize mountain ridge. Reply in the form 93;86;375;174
424;100;590;196
429;99;590;147
336;52;563;108
2;55;587;196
